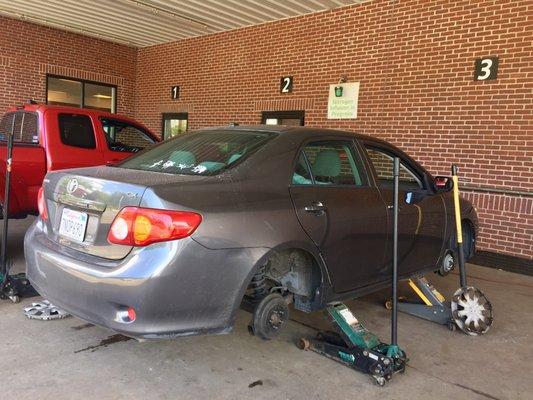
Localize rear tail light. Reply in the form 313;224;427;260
107;207;202;246
37;186;48;221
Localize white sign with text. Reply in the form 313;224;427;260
327;82;360;119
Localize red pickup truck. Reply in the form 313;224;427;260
0;104;159;218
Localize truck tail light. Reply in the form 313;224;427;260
107;207;202;247
37;187;48;221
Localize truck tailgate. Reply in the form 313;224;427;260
0;143;46;216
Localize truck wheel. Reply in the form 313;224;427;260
250;293;289;340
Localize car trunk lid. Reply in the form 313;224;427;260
43;166;202;260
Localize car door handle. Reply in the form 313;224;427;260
305;202;327;213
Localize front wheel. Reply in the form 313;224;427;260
250;293;289;340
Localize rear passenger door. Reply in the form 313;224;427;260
289;139;390;293
363;144;446;275
44;111;105;171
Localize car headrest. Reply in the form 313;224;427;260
312;149;341;177
227;153;242;164
169;150;196;166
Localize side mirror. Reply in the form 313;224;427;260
434;176;453;192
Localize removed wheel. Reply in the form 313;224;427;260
451;286;493;336
251;293;289;340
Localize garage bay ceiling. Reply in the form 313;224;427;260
0;0;362;47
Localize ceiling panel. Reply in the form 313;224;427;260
0;0;363;47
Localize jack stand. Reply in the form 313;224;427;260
390;276;456;331
298;303;407;386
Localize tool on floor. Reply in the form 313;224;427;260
298;158;407;386
0;121;38;303
392;165;493;335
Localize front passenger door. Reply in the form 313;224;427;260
289;139;389;293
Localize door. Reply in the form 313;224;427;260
289;139;389;293
363;144;446;275
261;110;305;126
162;113;188;140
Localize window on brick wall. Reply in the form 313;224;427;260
261;110;305;126
47;75;116;113
162;113;188;140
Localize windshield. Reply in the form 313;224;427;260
118;129;274;175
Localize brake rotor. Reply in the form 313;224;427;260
451;286;493;335
23;300;71;320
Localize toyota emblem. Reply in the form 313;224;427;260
66;178;79;194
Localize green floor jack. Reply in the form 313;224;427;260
393;165;493;336
0;123;38;303
298;158;407;386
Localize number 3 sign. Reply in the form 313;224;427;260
474;57;499;81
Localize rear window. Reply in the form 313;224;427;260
118;130;274;175
0;112;39;144
58;114;96;149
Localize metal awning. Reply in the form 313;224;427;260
0;0;362;48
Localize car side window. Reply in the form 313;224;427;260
292;152;314;185
292;140;366;186
100;118;155;153
58;114;96;149
365;146;423;190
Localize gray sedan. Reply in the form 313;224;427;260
24;126;477;339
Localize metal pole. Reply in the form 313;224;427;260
0;117;14;286
391;157;400;346
451;164;467;288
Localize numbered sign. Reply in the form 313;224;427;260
171;86;180;100
474;57;498;81
280;76;293;93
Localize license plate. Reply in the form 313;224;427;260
59;208;88;242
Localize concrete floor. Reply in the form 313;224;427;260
1;217;532;400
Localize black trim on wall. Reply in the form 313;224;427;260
471;251;533;276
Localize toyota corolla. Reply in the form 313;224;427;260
24;125;477;339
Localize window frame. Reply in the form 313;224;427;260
46;74;118;113
290;137;370;188
161;113;189;140
261;110;305;126
362;142;429;191
99;117;156;152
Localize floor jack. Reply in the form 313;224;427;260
298;158;407;386
0;124;38;303
392;165;493;336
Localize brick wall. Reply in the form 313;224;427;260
135;0;532;260
0;16;137;117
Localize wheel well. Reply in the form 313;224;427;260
263;248;322;298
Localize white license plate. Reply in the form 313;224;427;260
59;208;88;242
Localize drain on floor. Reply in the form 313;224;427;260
23;300;71;320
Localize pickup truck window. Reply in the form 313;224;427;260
58;114;96;149
101;118;155;153
0;112;39;144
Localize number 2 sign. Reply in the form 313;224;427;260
280;76;293;93
474;57;499;81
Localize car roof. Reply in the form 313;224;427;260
199;124;388;145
